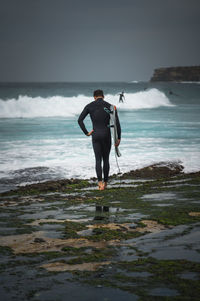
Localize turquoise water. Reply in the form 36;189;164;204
0;82;200;192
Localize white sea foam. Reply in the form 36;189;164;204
1;137;199;185
0;89;173;118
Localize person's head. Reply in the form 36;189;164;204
93;89;104;100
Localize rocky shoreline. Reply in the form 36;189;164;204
0;162;200;300
1;162;185;196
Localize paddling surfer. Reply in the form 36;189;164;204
78;90;121;190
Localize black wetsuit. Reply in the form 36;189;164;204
78;98;121;182
119;93;124;103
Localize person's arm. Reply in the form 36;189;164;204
78;105;90;136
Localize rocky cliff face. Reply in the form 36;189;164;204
150;66;200;82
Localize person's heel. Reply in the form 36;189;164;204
98;181;103;190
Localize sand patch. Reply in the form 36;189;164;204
0;232;114;254
0;219;168;254
28;218;89;226
87;223;130;231
0;197;44;207
189;212;200;217
137;220;169;233
41;261;111;272
85;220;168;234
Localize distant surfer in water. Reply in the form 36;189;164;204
78;90;121;190
119;91;125;103
169;90;179;96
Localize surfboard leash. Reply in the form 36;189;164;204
114;148;122;188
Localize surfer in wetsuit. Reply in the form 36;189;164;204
169;90;179;96
119;91;125;103
78;89;121;190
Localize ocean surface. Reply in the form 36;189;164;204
0;81;200;192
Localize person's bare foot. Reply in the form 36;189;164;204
98;181;104;190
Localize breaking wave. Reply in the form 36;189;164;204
0;88;174;118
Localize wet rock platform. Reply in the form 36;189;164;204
0;163;200;300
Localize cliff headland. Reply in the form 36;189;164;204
150;65;200;82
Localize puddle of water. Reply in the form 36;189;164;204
27;201;62;209
164;178;192;184
111;184;139;188
77;229;93;236
128;224;200;262
81;182;143;190
110;179;153;184
126;271;153;277
192;200;200;204
36;224;65;238
152;247;200;262
121;213;148;221
0;213;12;218
20;210;87;220
58;213;89;220
149;287;179;297
142;192;176;201
125;224;186;248
67;204;122;214
169;225;200;245
117;246;139;262
0;227;23;236
0;195;19;200
154;203;174;207
38;223;64;232
36;283;139;301
67;204;91;211
20;209;62;219
81;187;98;191
43;230;64;239
116;267;152;278
164;184;199;189
178;272;199;280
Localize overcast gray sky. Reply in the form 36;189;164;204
0;0;200;81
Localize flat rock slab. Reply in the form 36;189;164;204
127;223;200;262
149;287;179;297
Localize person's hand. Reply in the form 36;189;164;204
115;139;120;147
87;130;94;136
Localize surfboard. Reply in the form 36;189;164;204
109;105;121;157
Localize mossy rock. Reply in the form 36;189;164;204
87;227;142;241
63;221;87;239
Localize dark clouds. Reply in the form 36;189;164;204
0;0;200;81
